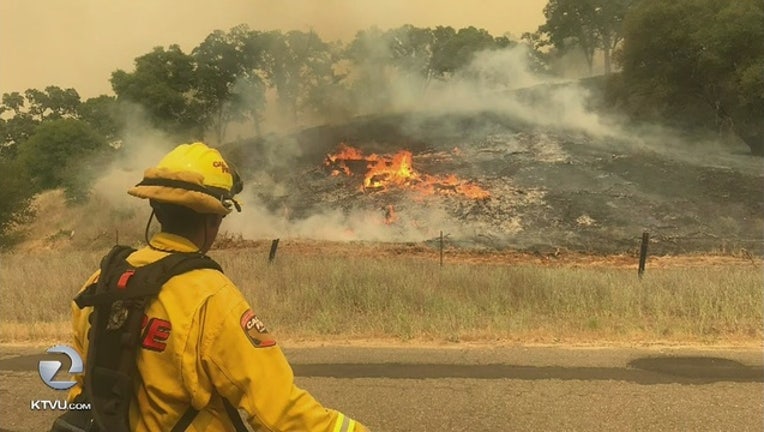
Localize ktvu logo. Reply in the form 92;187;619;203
32;345;90;411
38;345;83;390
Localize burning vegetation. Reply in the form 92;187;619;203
324;143;491;225
324;143;491;200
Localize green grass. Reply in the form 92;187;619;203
1;248;762;344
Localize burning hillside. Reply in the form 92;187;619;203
11;113;761;256
228;112;763;255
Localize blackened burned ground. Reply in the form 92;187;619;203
224;112;763;255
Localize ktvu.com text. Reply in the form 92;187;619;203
30;399;91;411
33;345;91;411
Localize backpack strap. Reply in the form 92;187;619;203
73;246;223;432
171;399;247;432
170;406;200;432
74;245;136;309
223;398;249;432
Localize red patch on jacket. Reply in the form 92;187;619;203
240;310;276;348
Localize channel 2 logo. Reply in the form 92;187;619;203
38;345;83;390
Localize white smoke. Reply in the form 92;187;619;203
91;104;176;211
224;191;464;243
81;34;757;248
384;45;621;139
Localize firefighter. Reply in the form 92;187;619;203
64;142;368;431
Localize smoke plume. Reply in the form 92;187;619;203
81;34;757;249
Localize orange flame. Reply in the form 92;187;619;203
325;143;366;163
364;150;418;190
325;144;490;200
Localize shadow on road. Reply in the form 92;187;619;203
2;354;761;386
291;356;763;385
627;356;764;382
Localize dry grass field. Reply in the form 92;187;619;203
1;240;761;345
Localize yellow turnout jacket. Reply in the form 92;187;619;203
68;232;366;432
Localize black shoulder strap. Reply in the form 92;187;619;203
75;249;223;308
74;245;136;309
73;246;223;432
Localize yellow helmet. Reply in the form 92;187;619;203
128;142;243;215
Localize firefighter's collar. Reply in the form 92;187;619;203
149;232;200;253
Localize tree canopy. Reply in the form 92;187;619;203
536;0;634;74
111;45;200;139
192;25;268;142
618;0;764;155
0;157;34;247
18;118;108;195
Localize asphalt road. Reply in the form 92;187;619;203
1;344;762;431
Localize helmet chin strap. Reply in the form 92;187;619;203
201;218;209;254
201;214;225;254
144;209;156;250
144;209;206;255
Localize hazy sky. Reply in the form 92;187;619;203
0;0;547;98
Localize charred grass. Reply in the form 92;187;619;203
0;248;762;344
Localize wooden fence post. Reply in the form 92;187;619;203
638;232;650;279
268;239;280;263
439;231;444;267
